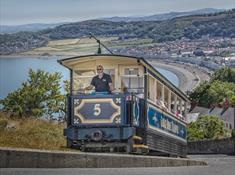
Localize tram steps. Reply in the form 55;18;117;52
132;135;143;141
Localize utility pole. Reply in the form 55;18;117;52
89;33;114;55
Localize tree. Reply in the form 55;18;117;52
231;129;235;138
190;80;235;107
211;67;235;83
187;115;226;141
189;82;211;107
63;80;70;95
207;80;235;106
189;67;235;107
0;69;65;119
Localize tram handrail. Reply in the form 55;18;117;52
71;87;145;95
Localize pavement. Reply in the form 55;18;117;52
1;154;234;175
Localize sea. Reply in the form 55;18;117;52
0;56;179;100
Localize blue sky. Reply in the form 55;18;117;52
0;0;234;25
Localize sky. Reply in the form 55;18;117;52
0;0;234;25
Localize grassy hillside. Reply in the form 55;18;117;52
0;111;67;150
23;37;153;56
0;9;234;55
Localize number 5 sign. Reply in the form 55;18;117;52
94;104;101;116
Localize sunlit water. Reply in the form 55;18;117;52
0;56;179;100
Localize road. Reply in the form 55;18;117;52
150;60;211;92
1;155;234;175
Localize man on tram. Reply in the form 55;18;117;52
85;65;114;93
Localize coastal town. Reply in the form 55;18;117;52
0;4;235;174
114;36;235;71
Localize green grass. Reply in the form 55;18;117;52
23;37;155;56
0;111;68;151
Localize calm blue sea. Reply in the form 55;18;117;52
0;56;179;99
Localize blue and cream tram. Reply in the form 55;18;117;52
59;54;190;157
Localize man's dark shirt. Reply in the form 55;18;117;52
91;73;112;92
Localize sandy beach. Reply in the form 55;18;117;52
149;60;211;93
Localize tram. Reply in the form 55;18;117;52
59;54;189;157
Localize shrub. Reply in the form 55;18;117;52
0;69;65;119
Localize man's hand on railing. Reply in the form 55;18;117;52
84;85;94;91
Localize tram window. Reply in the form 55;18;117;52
75;70;95;76
121;67;144;94
148;76;155;101
121;76;144;93
181;101;186;116
124;68;139;75
176;98;185;119
176;98;180;113
73;70;95;94
170;93;176;114
229;123;232;129
177;99;184;113
156;82;163;98
164;87;169;109
104;69;115;87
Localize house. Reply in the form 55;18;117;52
187;106;235;131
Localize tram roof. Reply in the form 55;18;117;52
58;54;189;102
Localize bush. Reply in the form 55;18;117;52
0;119;7;130
0;113;66;150
187;115;226;141
0;69;65;119
231;129;235;138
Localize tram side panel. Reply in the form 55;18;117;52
145;102;187;156
132;96;187;156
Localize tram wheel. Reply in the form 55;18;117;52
67;138;73;148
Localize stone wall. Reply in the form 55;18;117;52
188;137;235;155
0;147;207;168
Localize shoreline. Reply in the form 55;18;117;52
0;55;67;59
0;54;211;93
154;64;187;91
149;60;211;93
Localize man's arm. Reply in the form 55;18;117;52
84;77;95;90
107;75;115;92
84;85;94;90
109;83;114;92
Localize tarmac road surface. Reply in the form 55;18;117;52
1;154;234;175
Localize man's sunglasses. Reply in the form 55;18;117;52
97;68;103;70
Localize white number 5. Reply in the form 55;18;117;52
94;104;101;116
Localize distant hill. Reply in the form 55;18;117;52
0;8;224;34
100;8;225;22
0;9;234;55
0;23;67;34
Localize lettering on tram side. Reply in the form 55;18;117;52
160;118;179;135
148;104;186;140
